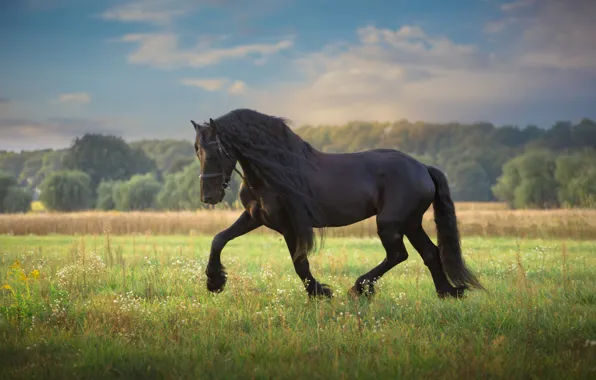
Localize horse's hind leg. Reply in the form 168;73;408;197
349;220;409;297
405;225;465;298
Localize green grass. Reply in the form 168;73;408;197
1;234;595;379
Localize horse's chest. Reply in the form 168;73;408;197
258;197;284;228
239;184;285;229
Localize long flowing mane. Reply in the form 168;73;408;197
213;108;325;260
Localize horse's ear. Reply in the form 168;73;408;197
209;118;219;134
191;120;200;131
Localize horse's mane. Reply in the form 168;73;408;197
213;108;325;260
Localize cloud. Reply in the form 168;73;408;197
483;17;517;34
0;96;9;104
227;81;246;95
0;117;123;150
245;25;498;125
180;78;228;91
514;0;596;72
179;77;248;94
118;33;293;69
99;0;191;25
500;0;535;12
56;92;91;104
242;21;595;126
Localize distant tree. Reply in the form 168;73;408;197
18;152;45;187
168;156;195;174
555;149;596;208
95;180;119;210
112;173;162;211
157;162;205;210
0;171;18;213
31;150;68;192
492;150;559;208
156;171;185;210
39;170;93;211
63;134;157;190
157;161;242;210
449;161;492;202
571;118;596;149
0;153;26;180
130;139;195;174
3;186;32;213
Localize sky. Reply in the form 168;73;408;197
1;0;595;151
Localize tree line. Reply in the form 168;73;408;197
0;118;594;213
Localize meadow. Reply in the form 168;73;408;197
1;204;595;379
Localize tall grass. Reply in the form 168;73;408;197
0;234;595;379
2;203;596;240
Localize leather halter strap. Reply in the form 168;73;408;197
198;135;247;190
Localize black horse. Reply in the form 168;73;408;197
191;108;483;299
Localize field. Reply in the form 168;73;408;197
1;205;596;379
2;202;596;240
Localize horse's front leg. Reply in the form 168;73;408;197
283;231;332;298
206;210;262;293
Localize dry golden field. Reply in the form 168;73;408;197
1;202;595;240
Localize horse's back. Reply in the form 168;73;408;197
308;149;435;227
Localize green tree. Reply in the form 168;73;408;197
31;150;68;192
3;186;32;213
168;156;195;174
18;152;45;187
96;180;120;210
39;170;93;211
492;150;559;209
555;149;596;207
0;153;26;180
113;173;162;211
0;171;18;212
449;161;492;202
63;134;157;190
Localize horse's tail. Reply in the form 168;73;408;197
427;166;484;290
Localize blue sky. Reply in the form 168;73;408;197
1;0;595;150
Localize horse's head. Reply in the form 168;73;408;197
191;118;236;205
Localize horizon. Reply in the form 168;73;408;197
1;0;595;151
1;115;590;154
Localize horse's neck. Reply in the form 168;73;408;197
237;159;262;189
235;139;321;189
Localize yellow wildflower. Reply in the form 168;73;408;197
1;284;12;291
10;260;20;269
30;269;40;279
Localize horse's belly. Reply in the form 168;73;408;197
315;193;377;228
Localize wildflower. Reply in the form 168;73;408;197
1;284;15;297
30;269;40;279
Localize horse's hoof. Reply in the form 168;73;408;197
307;282;333;298
350;279;375;297
205;267;227;293
206;278;226;293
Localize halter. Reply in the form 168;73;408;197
198;134;246;191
